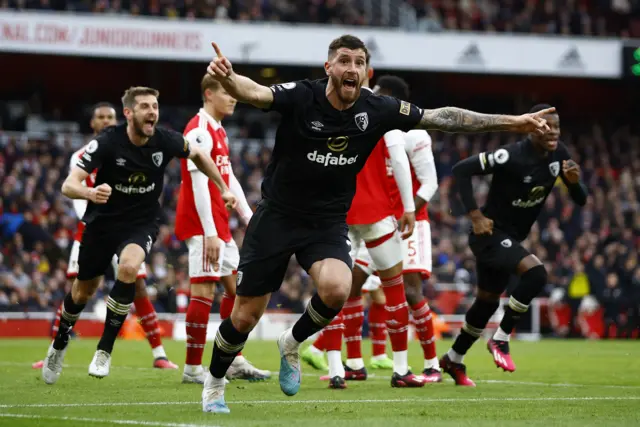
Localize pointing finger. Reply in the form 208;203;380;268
211;42;223;58
537;107;556;116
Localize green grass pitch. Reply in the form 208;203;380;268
1;338;639;427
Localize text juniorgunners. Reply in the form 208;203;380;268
262;79;422;220
76;123;191;226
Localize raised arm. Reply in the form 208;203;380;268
417;107;556;134
559;159;587;206
207;42;274;110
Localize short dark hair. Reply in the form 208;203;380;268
328;34;370;64
91;102;115;117
529;103;555;114
376;75;410;100
121;86;160;109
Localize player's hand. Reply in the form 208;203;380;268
208;42;234;81
204;236;221;272
398;212;416;240
221;190;237;210
470;210;493;235
562;160;581;184
510;107;555;134
88;183;111;204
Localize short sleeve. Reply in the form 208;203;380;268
478;143;519;173
381;96;423;132
264;80;311;115
165;129;191;160
75;137;110;173
184;126;214;172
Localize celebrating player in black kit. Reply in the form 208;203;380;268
42;86;236;385
201;35;556;413
441;104;587;387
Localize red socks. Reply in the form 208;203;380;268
219;292;241;356
411;300;437;359
185;296;212;366
220;292;235;320
381;273;409;352
312;329;327;350
368;301;387;356
343;297;364;360
134;297;163;349
322;312;344;352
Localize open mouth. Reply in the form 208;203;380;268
343;79;357;90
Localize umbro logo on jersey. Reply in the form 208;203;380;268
152;152;163;167
523;176;532;183
311;121;324;131
354;112;369;132
116;158;126;167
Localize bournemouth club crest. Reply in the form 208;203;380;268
549;161;560;177
152;152;163;167
354;112;369;132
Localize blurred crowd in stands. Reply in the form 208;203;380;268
2;0;639;37
1;98;639;338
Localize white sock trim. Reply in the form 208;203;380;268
346;358;364;370
327;351;345;378
424;357;440;370
493;327;511;342
447;348;464;364
393;350;408;376
151;345;166;359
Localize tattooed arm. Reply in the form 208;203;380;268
417;106;556;134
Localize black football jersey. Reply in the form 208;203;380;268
479;139;572;241
76;123;191;226
262;78;423;220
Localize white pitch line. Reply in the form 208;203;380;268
1;396;639;409
3;360;640;390
0;413;218;427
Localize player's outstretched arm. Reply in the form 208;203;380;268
62;168;111;204
207;42;274;110
417;107;554;134
188;146;237;209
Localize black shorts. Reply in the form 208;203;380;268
468;228;530;295
236;202;352;297
77;221;158;281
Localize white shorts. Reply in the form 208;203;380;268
348;216;403;272
187;236;239;283
404;220;432;278
66;240;147;279
354;219;432;278
361;274;382;293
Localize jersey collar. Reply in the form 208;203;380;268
198;108;221;130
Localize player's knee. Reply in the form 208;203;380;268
191;283;216;300
404;286;422;307
72;279;100;303
317;279;350;309
117;262;139;283
370;288;386;305
230;308;260;334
